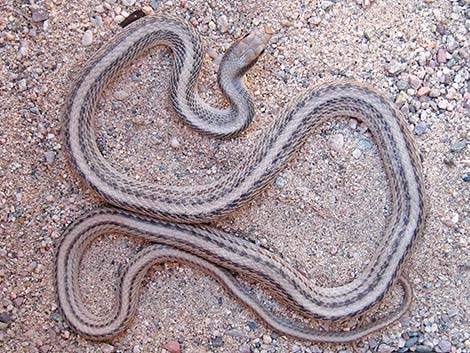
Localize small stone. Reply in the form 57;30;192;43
414;123;427;135
211;336;224;347
450;141;465;153
95;5;105;13
81;30;93;46
101;344;115;353
463;174;470;182
309;16;321;26
217;15;229;33
357;139;372;151
31;8;48;23
352;149;362;159
44;151;56;165
321;1;335;10
435;340;452;353
446;35;458;52
141;6;154;15
275;176;287;187
437;48;447;63
388;60;407;76
122;0;136;6
416;345;433;353
225;329;245;338
150;0;159;9
395;91;408;106
436;23;446;35
329;133;344;152
208;21;216;31
349;119;358;130
429;88;440;98
408;74;422;89
114;89;129;101
170;137;180;149
247;321;257;330
207;47;218;59
262;334;272;344
377;344;393;353
406;336;419;347
239;345;250;353
5;32;15;41
292;345;300;352
281;19;294;27
162;341;180;353
417;86;431;97
397;79;409;90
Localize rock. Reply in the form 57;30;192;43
388;60;407;76
150;0;159;9
414;123;427;135
377;344;393;353
44;151;56;165
446;35;458;52
408;74;422;89
321;1;335;10
292;345;300;352
429;88;440;98
247;321;257;330
81;30;93;46
31;8;48;23
275;176;287;187
101;344;115;353
217;15;229;33
437;48;447;63
450;141;466;152
122;0;136;6
416;345;433;352
463;174;470;182
435;340;452;353
239;345;251;353
397;79;409;90
436;23;446;35
211;336;224;347
309;16;322;26
170;137;180;149
357;139;372;151
113;89;129;101
225;329;245;338
417;86;431;97
329;133;344;152
162;341;180;353
262;334;272;344
406;336;419;347
352;149;362;159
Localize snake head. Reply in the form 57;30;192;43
221;25;273;77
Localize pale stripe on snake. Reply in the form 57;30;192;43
56;15;427;342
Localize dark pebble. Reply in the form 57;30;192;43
416;345;433;353
406;336;419;347
247;321;257;330
0;312;13;324
211;336;224;348
436;23;446;35
463;174;470;182
414;123;427;135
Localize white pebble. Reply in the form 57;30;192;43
352;149;362;159
170;137;180;149
81;30;93;46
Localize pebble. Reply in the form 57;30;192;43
309;16;322;26
352;149;362;159
262;334;272;344
437;48;447;63
162;340;180;353
321;1;335;10
463;174;470;182
31;8;48;23
329;133;344;152
122;0;136;6
417;86;431;97
113;89;130;101
81;30;94;46
429;88;440;98
225;329;245;338
217;15;229;33
170;137;180;149
397;79;409;90
101;343;115;353
211;336;224;347
150;0;159;9
406;336;419;347
239;345;251;353
357;139;372;151
291;344;300;352
275;176;287;187
388;60;407;76
416;345;433;352
414;123;427;135
377;344;393;353
5;32;15;41
247;321;257;330
446;35;458;52
408;74;422;89
435;339;452;353
44;151;56;165
450;141;466;152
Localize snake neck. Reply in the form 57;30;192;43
169;32;255;138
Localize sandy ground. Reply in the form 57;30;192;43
0;0;469;352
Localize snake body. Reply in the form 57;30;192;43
56;15;426;342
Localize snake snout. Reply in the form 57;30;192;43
234;25;274;65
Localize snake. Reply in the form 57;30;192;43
56;15;427;343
